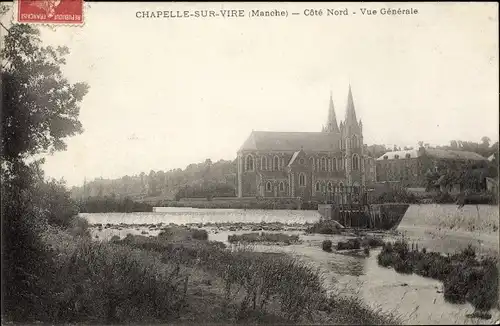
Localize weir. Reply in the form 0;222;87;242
317;186;410;229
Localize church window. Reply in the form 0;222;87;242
261;156;268;170
299;158;305;165
273;156;280;171
299;173;306;187
316;159;320;171
266;181;272;191
315;182;320;191
245;155;254;171
352;135;358;148
352;154;360;170
327;182;333;192
332;158;337;171
279;182;284;191
405;153;411;159
310;157;315;171
339;182;344;188
321;157;327;171
327;159;331;172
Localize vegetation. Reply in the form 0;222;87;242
372;188;419;204
70;158;238;200
305;220;342;235
378;240;498;312
111;231;400;324
174;182;236;201
78;196;154;213
336;236;385;251
2;17;88;322
158;197;301;210
322;240;333;252
228;232;300;245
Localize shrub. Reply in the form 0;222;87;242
322;240;333;252
337;238;361;251
361;236;385;248
305;220;341;235
373;188;419;204
191;228;208;240
48;239;188;323
68;216;91;238
228;232;299;245
378;239;499;311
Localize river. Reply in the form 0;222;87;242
81;206;500;325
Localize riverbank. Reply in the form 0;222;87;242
87;219;499;325
40;222;401;324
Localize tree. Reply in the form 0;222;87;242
1;21;88;321
2;25;88;166
481;136;491;149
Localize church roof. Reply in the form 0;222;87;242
239;131;339;152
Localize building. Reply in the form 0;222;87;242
236;86;375;200
375;147;489;189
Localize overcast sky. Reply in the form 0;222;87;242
3;2;498;186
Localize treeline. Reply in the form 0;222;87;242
78;196;154;213
174;182;236;200
70;158;237;200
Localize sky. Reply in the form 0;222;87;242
2;2;499;187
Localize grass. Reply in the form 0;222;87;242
26;218;402;324
228;232;300;245
377;239;498;312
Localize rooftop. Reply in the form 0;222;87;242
239;131;340;152
377;148;488;161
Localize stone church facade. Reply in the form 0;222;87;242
237;86;370;200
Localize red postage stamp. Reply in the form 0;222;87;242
16;0;84;25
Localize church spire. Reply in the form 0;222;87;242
324;91;340;133
345;84;358;128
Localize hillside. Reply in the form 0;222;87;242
70;159;238;201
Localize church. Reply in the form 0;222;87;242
236;86;372;200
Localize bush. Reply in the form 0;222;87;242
373;188;419;204
68;216;91;238
322;240;333;252
228;232;299;245
47;239;188;323
191;228;208;240
337;238;361;251
305;220;342;235
361;236;385;248
378;239;499;311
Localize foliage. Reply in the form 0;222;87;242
305;220;342;235
372;188;419;204
2;24;88;162
78;196;153;213
377;240;498;311
158;197;301;210
71;159;237;200
228;232;300;245
174;182;236;200
46;239;188;323
322;240;333;252
1;21;89;322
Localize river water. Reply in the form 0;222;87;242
82;207;500;325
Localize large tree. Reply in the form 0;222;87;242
1;19;89;321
